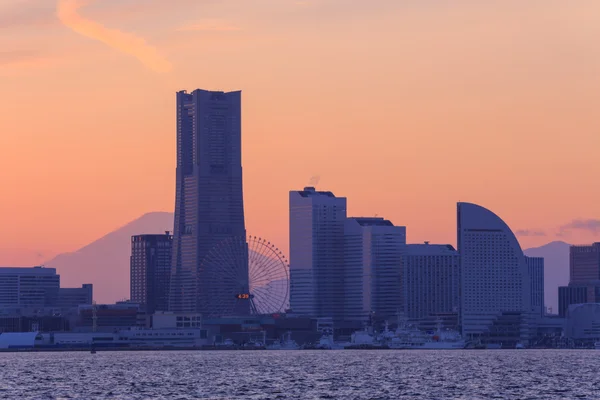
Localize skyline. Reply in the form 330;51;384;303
2;0;600;265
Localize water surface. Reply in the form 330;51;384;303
0;350;597;399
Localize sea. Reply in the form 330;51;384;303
0;350;597;399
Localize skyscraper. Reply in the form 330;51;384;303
169;89;246;313
289;187;346;319
131;233;173;314
457;202;533;341
557;242;600;317
525;256;545;317
402;243;460;320
569;243;600;284
344;217;406;321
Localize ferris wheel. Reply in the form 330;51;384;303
198;235;289;317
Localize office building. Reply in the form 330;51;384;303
556;243;600;317
289;187;346;319
569;243;600;284
525;256;545;316
344;217;406;321
56;284;93;308
0;267;60;308
131;233;173;314
169;89;247;314
402;243;460;320
558;285;588;317
457;202;533;341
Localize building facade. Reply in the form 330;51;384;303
131;233;173;314
56;284;93;308
402;243;460;320
525;256;545;316
569;243;600;284
344;217;406;321
289;187;346;319
457;202;533;341
169;89;247;314
558;285;589;317
0;267;60;308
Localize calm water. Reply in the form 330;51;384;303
0;350;598;399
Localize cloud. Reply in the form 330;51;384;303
515;229;546;237
177;19;242;32
558;219;600;235
56;0;172;73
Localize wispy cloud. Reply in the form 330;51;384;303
56;0;172;73
177;19;242;32
515;229;546;237
558;219;600;235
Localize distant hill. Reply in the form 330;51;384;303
45;212;174;303
524;241;571;314
43;211;570;312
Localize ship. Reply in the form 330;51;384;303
380;319;466;350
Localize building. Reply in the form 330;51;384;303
569;243;600;284
56;284;93;308
564;303;600;343
525;256;545;316
0;267;60;308
402;243;460;320
74;302;144;332
169;89;246;314
289;187;346;319
131;233;173;314
457;202;533;342
343;217;406;321
558;285;589;317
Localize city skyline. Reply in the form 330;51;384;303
2;0;600;267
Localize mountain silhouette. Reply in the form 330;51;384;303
45;212;174;303
524;241;571;314
43;211;570;313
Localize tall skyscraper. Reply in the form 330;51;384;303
344;217;406;321
131;233;173;314
402;243;460;320
557;242;600;317
169;89;246;313
289;187;346;319
525;256;545;317
457;202;533;341
569;243;600;284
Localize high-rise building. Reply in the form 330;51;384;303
402;243;460;320
457;202;533;341
169;89;246;313
289;187;346;319
525;256;545;317
558;285;588;317
131;233;173;314
0;267;60;308
569;243;600;284
556;242;600;317
344;217;406;321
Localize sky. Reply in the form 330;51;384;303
1;0;599;266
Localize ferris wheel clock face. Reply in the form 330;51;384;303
199;235;289;317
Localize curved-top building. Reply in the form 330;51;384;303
457;202;532;342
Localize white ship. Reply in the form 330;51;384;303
381;320;466;350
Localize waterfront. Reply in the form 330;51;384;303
0;350;598;399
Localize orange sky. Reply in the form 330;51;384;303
1;0;599;265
